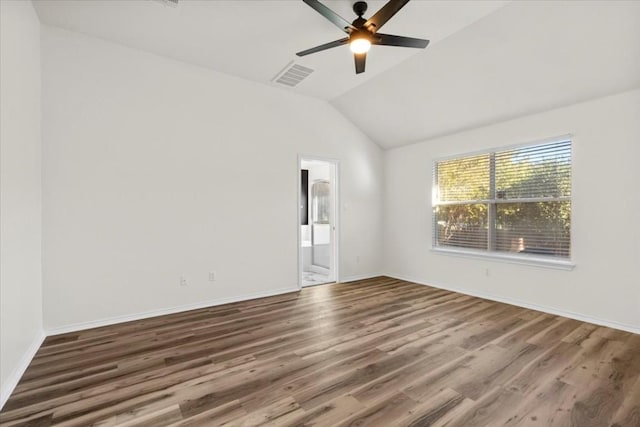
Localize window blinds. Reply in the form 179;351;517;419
433;138;572;258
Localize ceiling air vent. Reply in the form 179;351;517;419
272;62;314;88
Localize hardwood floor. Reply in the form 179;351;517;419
1;277;639;426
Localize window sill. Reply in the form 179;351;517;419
431;247;575;270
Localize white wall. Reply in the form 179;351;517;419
384;89;640;331
41;27;383;331
0;0;44;406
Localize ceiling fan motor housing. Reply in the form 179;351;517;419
352;16;368;30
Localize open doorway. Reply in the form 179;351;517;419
298;157;338;288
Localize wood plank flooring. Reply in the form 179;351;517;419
1;277;639;426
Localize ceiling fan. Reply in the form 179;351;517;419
296;0;429;74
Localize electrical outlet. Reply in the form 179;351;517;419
208;271;216;282
180;275;188;286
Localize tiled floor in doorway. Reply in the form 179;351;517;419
302;271;332;286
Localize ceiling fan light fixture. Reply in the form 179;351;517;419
349;37;371;54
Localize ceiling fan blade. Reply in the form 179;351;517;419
374;33;430;49
296;37;349;56
354;52;366;74
364;0;411;33
302;0;356;34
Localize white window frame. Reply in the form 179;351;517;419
431;134;575;270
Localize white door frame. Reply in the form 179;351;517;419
297;155;340;290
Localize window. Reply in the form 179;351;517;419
433;137;571;261
311;181;331;224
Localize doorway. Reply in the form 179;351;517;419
298;157;338;288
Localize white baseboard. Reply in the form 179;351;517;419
1;330;46;410
339;273;384;283
386;273;640;335
46;286;299;336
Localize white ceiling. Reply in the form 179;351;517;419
32;0;508;101
332;0;640;147
32;0;640;149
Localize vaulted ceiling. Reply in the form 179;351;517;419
33;0;640;149
332;1;640;147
